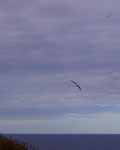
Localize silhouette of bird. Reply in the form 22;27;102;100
105;15;111;19
20;100;24;103
71;80;82;91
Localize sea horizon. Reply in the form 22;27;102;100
4;133;120;135
4;134;120;150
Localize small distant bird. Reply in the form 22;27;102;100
71;80;82;91
105;15;111;19
20;100;24;103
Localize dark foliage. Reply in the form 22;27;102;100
0;134;36;150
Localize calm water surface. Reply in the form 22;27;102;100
4;134;120;150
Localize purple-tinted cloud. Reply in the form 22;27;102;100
0;0;120;121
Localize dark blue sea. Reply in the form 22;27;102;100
4;134;120;150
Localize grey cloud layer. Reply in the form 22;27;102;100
0;0;120;120
1;104;120;120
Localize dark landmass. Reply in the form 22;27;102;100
0;134;36;150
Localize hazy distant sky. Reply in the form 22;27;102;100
1;0;120;133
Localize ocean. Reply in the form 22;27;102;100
4;134;120;150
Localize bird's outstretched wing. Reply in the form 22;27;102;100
71;80;82;91
105;15;111;18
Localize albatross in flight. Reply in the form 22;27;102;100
71;80;82;91
105;15;111;19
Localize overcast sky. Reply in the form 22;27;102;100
1;0;120;133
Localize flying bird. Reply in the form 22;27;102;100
105;15;111;19
71;80;82;91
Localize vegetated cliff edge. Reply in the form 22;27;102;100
0;134;36;150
